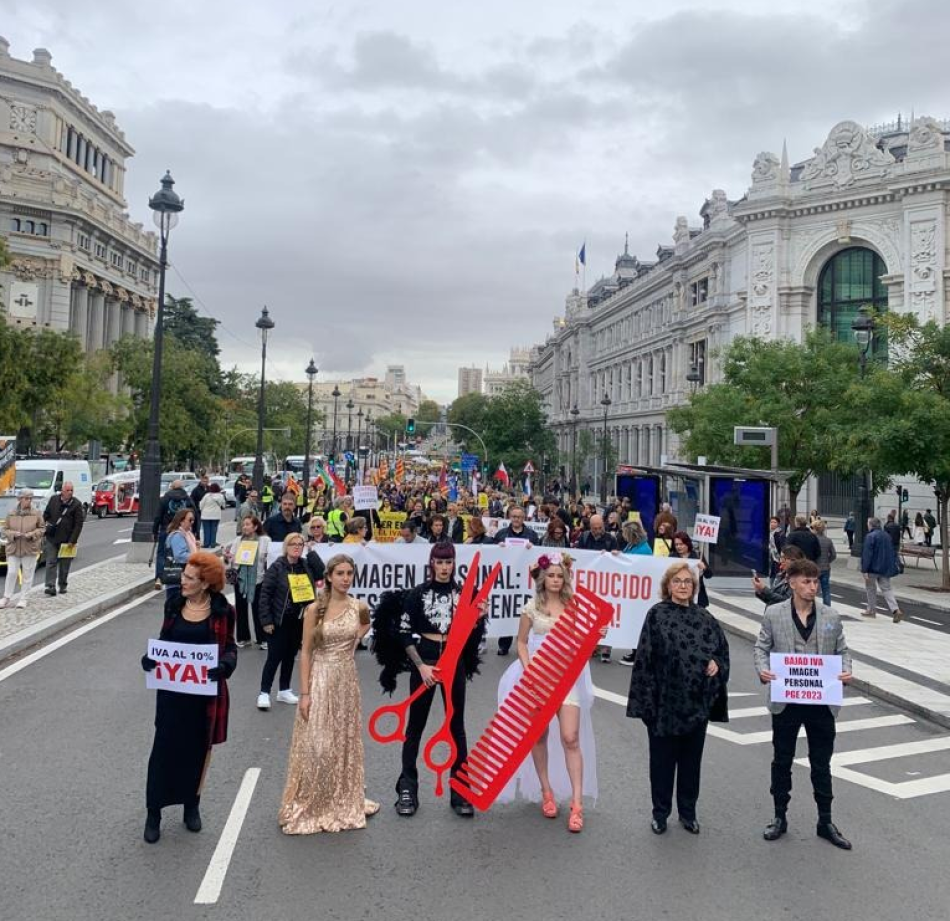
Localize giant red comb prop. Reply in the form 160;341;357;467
368;552;502;797
449;584;613;811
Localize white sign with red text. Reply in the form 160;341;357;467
692;514;721;544
145;639;219;696
770;653;843;706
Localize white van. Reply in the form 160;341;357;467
14;459;94;510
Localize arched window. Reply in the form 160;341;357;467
818;247;887;359
10;218;20;232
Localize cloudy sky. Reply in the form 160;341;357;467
5;0;949;401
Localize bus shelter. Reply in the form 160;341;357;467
615;462;792;585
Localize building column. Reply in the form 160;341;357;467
119;303;133;339
105;297;121;346
70;285;89;342
87;291;104;352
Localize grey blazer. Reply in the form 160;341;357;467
753;599;852;716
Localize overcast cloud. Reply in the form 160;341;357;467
4;0;948;401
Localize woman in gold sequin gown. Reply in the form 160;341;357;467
278;554;378;834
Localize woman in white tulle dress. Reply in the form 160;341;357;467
496;552;600;833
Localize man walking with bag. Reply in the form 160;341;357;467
861;516;904;623
42;481;85;596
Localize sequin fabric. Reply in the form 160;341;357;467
278;598;370;834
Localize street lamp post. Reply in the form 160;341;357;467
851;306;875;558
345;397;354;467
600;393;612;506
251;306;275;492
365;412;374;468
303;359;318;494
131;171;184;552
330;385;341;464
356;407;363;483
570;405;580;501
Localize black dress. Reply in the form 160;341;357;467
146;618;213;810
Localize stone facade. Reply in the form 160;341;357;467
0;40;158;351
529;118;950;509
457;365;482;398
483;347;531;396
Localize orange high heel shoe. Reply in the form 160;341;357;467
541;789;558;818
568;803;584;833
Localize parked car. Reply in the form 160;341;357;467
222;477;239;507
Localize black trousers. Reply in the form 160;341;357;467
647;722;707;822
397;637;468;806
497;636;513;654
259;612;303;694
235;583;263;644
770;704;836;821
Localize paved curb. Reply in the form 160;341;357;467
0;564;156;664
715;603;950;732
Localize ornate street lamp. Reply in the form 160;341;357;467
252;306;275;491
132;171;184;550
365;411;374;467
570;405;580;500
356;407;364;482
330;385;341;462
851;306;875;557
600;393;612;506
303;359;318;495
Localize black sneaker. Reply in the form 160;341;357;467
452;801;474;818
395;790;417;816
620;652;636;666
44;587;56;596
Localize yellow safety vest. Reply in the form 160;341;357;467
326;508;346;538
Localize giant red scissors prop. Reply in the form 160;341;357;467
368;552;502;796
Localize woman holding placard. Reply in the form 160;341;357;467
256;533;314;711
626;560;729;836
140;551;237;844
278;554;377;833
225;516;271;648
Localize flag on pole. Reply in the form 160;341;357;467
378;456;389;481
575;241;586;275
314;463;333;490
524;475;531;496
395;457;405;484
495;462;509;487
439;463;448;493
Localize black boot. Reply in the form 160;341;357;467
144;809;161;844
184;798;202;833
763;815;788;841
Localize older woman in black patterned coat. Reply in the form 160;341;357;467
626;560;729;836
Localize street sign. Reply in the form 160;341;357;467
461;453;479;472
733;426;776;447
523;461;535;474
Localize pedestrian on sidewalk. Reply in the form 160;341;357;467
754;557;853;850
140;551;237;844
768;516;785;580
0;489;44;609
190;474;209;541
843;512;855;551
153;480;196;589
860;517;904;623
199;482;226;548
924;509;937;547
225;515;270;648
901;509;912;541
626;560;730;836
42;482;84;596
164;510;199;601
883;510;902;551
913;512;926;545
812;520;836;607
783;515;821;562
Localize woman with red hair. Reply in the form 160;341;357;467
140;551;237;844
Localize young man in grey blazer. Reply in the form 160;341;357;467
754;558;853;849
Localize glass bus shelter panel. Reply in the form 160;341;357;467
668;478;700;535
708;477;771;577
616;474;660;543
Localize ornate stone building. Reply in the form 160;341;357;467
529;117;950;512
0;39;158;352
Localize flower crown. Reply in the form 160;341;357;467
531;552;573;579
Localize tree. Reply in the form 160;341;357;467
480;380;556;475
373;413;408;446
447;392;489;453
20;330;85;451
163;295;221;366
841;316;950;588
0;234;9;313
416;399;441;425
47;352;128;452
668;330;863;510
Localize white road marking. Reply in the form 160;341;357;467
798;738;950;799
727;698;871;719
0;592;156;683
910;616;942;626
112;538;132;544
708;714;914;746
593;686;757;708
194;768;261;905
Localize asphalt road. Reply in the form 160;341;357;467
830;581;950;635
2;594;950;921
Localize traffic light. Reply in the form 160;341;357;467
406;418;415;435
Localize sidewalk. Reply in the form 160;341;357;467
0;554;155;661
709;584;950;730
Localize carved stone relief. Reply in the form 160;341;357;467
909;220;938;320
752;151;779;184
800;120;894;189
9;103;37;134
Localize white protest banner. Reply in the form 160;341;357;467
769;652;843;706
145;638;219;696
353;485;380;511
692;514;721;545
290;543;689;647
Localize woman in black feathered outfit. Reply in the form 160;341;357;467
372;541;485;818
626;560;730;836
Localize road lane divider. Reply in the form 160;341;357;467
194;768;261;905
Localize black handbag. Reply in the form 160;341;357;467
161;545;184;585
